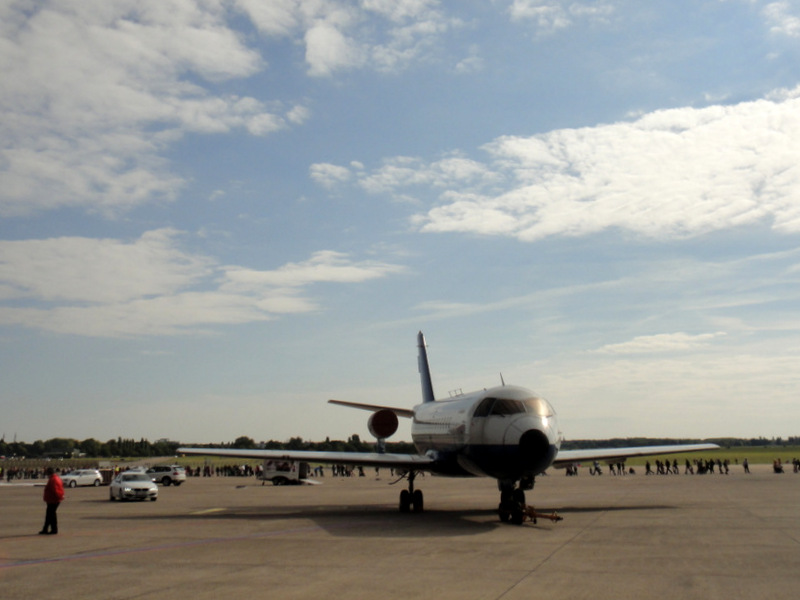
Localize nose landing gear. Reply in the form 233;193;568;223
498;486;527;524
498;477;561;525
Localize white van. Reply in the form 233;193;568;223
259;460;312;485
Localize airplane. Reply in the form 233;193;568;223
179;332;718;525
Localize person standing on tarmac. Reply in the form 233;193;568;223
39;467;64;535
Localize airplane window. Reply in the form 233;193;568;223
473;397;495;417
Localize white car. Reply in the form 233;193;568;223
60;469;103;488
146;465;186;486
109;472;159;501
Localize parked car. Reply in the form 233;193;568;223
60;469;103;488
109;472;159;501
146;465;186;486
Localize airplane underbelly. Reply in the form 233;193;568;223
464;442;557;479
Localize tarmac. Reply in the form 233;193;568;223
1;463;798;600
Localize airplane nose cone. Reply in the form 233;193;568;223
519;428;552;473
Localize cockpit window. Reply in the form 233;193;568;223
473;395;555;418
473;397;495;417
489;398;526;416
523;397;554;417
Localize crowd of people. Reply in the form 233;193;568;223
4;455;800;484
2;465;79;482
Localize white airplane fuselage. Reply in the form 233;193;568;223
410;385;561;481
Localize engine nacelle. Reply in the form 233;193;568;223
368;409;399;440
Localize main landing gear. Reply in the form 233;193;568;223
398;471;423;513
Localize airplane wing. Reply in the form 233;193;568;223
328;399;415;418
553;443;719;467
177;446;434;470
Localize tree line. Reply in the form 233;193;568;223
1;434;797;459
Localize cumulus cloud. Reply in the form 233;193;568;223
0;230;404;337
0;1;464;218
334;88;800;241
0;1;290;217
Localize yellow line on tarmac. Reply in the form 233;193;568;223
191;508;226;515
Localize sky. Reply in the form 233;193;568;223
2;0;800;446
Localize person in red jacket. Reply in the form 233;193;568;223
40;467;65;535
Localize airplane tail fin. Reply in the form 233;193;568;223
417;331;435;403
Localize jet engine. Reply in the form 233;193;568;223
368;409;399;439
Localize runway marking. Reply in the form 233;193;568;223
190;508;226;515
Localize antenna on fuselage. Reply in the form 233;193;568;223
417;331;435;403
500;372;506;386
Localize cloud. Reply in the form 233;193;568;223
357;155;499;195
592;332;726;355
0;1;293;217
239;0;458;76
0;231;404;337
334;88;800;241
0;228;210;304
0;1;466;218
508;0;615;33
310;163;352;188
305;21;365;77
220;250;405;290
763;1;800;38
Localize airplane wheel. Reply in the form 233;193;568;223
412;489;424;513
498;504;511;522
511;509;524;525
498;489;514;522
399;489;411;513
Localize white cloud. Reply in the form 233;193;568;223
455;45;485;74
357;155;498;194
592;332;726;355
0;1;465;217
310;163;352;188
239;0;458;76
221;250;404;290
763;1;800;38
0;1;293;217
305;20;365;76
286;104;311;125
342;88;800;241
0;231;404;337
0;228;210;303
508;0;615;33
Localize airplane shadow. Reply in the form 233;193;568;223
90;503;530;537
87;501;677;537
